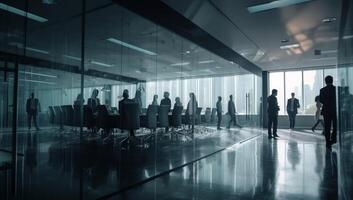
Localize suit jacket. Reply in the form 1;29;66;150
26;98;40;114
286;98;300;114
216;101;222;114
267;95;279;115
319;85;336;116
228;100;236;115
160;98;171;111
119;98;133;115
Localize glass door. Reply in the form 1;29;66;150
0;62;18;199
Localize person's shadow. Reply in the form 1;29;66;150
287;140;300;170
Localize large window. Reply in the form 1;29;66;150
269;68;337;115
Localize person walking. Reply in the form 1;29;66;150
216;96;222;130
227;95;241;129
312;96;324;133
286;92;300;129
319;75;337;149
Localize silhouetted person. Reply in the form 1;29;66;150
227;95;241;129
320;75;337;148
152;95;158;106
87;89;100;113
119;89;135;137
74;93;84;106
133;90;142;114
174;97;183;108
26;92;41;131
267;89;280;139
286;92;300;129
186;93;198;131
312;96;324;133
160;91;171;111
216;96;222;130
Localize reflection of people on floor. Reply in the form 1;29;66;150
319;150;338;200
262;139;278;196
287;141;300;170
286;92;300;129
312;96;324;133
227;95;241;129
315;143;324;178
25;133;38;173
319;76;337;149
267;89;280;139
26;92;41;131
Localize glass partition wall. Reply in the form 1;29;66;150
0;1;261;199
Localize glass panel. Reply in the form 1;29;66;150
269;72;285;115
303;70;323;114
285;71;303;114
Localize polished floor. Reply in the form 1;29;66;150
1;125;262;200
108;129;337;200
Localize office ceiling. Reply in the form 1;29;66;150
0;0;249;89
162;0;343;71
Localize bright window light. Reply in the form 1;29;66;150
247;0;312;13
0;3;48;22
107;38;157;56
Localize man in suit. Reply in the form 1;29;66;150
26;93;41;131
268;89;280;139
319;75;337;149
227;95;241;129
119;89;135;137
160;91;171;111
216;96;222;130
286;92;300;129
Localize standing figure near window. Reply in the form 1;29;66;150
286;92;300;129
152;95;159;106
26;92;41;131
174;97;183;108
227;95;241;129
160;92;171;111
186;93;198;130
133;90;142;114
312;96;324;133
216;96;222;130
87;89;100;113
267;89;280;139
74;93;84;106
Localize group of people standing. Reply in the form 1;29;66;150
267;75;337;149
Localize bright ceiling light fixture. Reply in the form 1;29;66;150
63;54;81;61
20;79;55;85
280;43;300;49
0;3;48;22
198;60;215;64
107;38;157;56
90;60;114;67
170;62;190;66
26;47;49;54
247;0;312;13
20;71;57;78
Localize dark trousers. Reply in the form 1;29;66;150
227;114;237;128
268;114;278;136
27;111;39;129
323;114;337;147
312;119;324;130
288;111;296;129
217;112;222;129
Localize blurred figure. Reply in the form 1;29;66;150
119;89;135;137
152;95;159;106
174;97;183;108
227;95;241;129
186;93;198;130
87;89;100;112
286;92;300;129
216;96;222;130
312;96;324;133
320;75;337;149
133;90;142;114
26;92;41;131
74;93;84;106
267;89;280;139
160;91;171;111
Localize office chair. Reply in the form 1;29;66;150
119;102;141;148
210;108;217;124
157;105;170;134
141;105;158;142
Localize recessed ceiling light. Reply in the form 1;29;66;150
281;39;289;43
63;54;81;61
322;17;336;23
170;62;190;66
247;0;312;13
186;51;190;54
107;38;157;56
230;61;234;64
90;60;114;67
280;43;300;49
198;60;215;64
0;3;48;22
20;71;57;78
